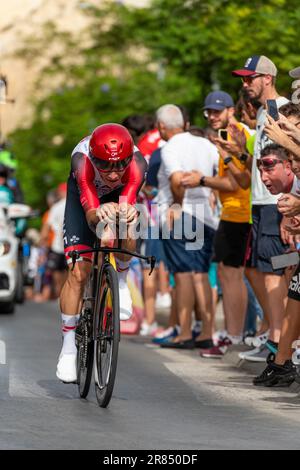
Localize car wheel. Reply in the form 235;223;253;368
0;301;15;314
15;264;25;304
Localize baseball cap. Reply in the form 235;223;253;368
232;55;277;77
204;91;234;111
289;67;300;79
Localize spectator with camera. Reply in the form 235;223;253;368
252;143;300;386
231;55;289;362
182;91;252;357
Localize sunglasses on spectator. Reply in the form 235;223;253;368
256;157;283;170
241;74;264;84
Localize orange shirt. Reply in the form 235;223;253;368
42;211;55;248
218;123;251;224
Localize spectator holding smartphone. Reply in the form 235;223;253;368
231;56;289;363
253;143;300;386
182;91;252;357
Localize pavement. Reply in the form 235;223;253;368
0;301;300;450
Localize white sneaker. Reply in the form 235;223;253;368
213;330;228;346
252;330;270;348
244;336;256;347
140;321;159;337
56;352;77;383
119;278;133;321
155;293;172;309
239;347;263;361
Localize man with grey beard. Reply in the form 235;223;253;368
156;104;219;351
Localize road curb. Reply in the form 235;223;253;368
222;345;265;375
223;345;300;395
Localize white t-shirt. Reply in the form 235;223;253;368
252;96;289;205
48;198;66;254
158;132;220;230
291;176;300;196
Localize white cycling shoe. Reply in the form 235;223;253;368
119;278;133;321
56;352;77;383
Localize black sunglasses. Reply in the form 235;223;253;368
90;154;133;172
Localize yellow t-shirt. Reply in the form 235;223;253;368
218;123;251;224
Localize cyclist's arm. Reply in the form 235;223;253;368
120;151;148;205
72;152;99;228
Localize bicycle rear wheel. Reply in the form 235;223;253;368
76;293;94;398
94;263;120;408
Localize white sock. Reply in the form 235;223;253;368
227;334;243;345
116;259;130;283
61;314;80;355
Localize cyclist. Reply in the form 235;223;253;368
57;123;147;383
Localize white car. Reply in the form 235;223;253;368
0;204;31;313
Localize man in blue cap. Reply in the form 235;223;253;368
203;91;236;133
182;90;252;357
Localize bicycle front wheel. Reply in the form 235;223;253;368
94;263;120;408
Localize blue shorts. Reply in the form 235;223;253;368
249;205;289;275
140;227;166;269
161;214;215;274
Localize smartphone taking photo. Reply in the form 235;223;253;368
266;99;279;121
271;252;299;270
218;129;228;141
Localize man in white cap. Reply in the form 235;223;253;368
289;66;300;80
232;55;289;363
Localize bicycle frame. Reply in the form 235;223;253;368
74;244;156;406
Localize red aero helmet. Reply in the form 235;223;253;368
90;124;134;170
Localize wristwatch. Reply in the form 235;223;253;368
239;153;249;163
199;176;206;187
224;156;233;165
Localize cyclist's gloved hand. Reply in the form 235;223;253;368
96;202;118;223
119;203;138;224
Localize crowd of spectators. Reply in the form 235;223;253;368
5;54;300;390
25;183;67;303
122;54;300;389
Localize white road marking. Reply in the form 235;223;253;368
0;340;6;365
8;361;53;399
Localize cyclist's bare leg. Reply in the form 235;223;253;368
57;260;93;382
60;261;92;315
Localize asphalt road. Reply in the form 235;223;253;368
0;301;300;450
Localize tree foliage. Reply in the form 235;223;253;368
10;0;300;209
